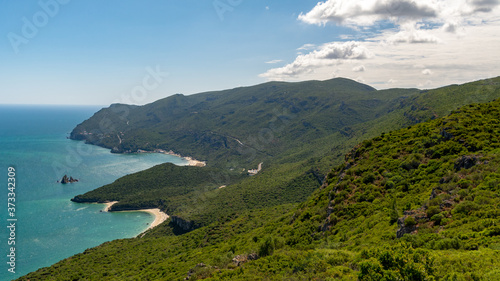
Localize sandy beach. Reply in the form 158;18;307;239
103;201;118;212
152;149;206;167
102;201;169;236
183;156;206;167
137;208;170;232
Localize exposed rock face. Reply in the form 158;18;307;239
396;217;417;238
60;175;78;184
232;253;260;267
171;215;197;232
185;263;207;280
440;128;453;140
232;255;247;267
429;188;438;200
455;155;478;171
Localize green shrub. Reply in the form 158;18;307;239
457;189;468;198
430;213;444;225
359;245;434;281
258;236;275;257
452;201;479;215
434;238;461;250
363;173;376;184
485;226;500;237
427;206;441;218
457;179;472;189
401;157;420;170
385;181;395;189
405;216;417;227
464;242;479;251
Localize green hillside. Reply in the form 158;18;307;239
70;77;500;172
19;80;500;280
67;77;500;232
70;78;415;168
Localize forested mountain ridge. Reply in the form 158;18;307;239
70;77;413;167
67;77;500;232
19;78;500;280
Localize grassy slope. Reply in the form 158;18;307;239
19;86;500;281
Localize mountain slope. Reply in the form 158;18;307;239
19;82;500;281
67;77;500;231
69;78;414;167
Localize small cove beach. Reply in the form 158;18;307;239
102;201;169;235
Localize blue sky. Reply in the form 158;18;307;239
1;0;499;105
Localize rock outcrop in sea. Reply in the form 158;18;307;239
59;175;79;184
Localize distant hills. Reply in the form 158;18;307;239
19;76;500;280
69;78;413;168
71;77;500;171
66;77;500;230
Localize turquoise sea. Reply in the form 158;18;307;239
0;105;187;280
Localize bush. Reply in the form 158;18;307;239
363;173;376;184
258;236;275;257
401;158;420;170
385;181;395;189
485;226;500;237
430;213;444;225
405;216;417;227
434;238;461;250
359;245;434;281
427;206;441;218
464;242;479;251
452;201;479;215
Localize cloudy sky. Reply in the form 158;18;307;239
1;0;499;105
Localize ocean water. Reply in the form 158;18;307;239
0;105;188;280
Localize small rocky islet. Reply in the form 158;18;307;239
58;175;79;184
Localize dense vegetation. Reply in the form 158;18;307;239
69;77;500;231
70;78;406;167
19;77;500;280
71;77;500;170
70;161;322;229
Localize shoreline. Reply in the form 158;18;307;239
138;149;206;167
103;201;118;212
102;202;169;236
71;134;207;167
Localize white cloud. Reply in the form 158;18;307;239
469;0;500;13
315;41;372;60
422;69;433;75
352;65;366;72
386;23;441;44
299;0;500;26
297;43;317;50
443;21;459;33
265;60;283;64
298;0;500;44
260;42;372;79
260;0;500;88
298;0;438;26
